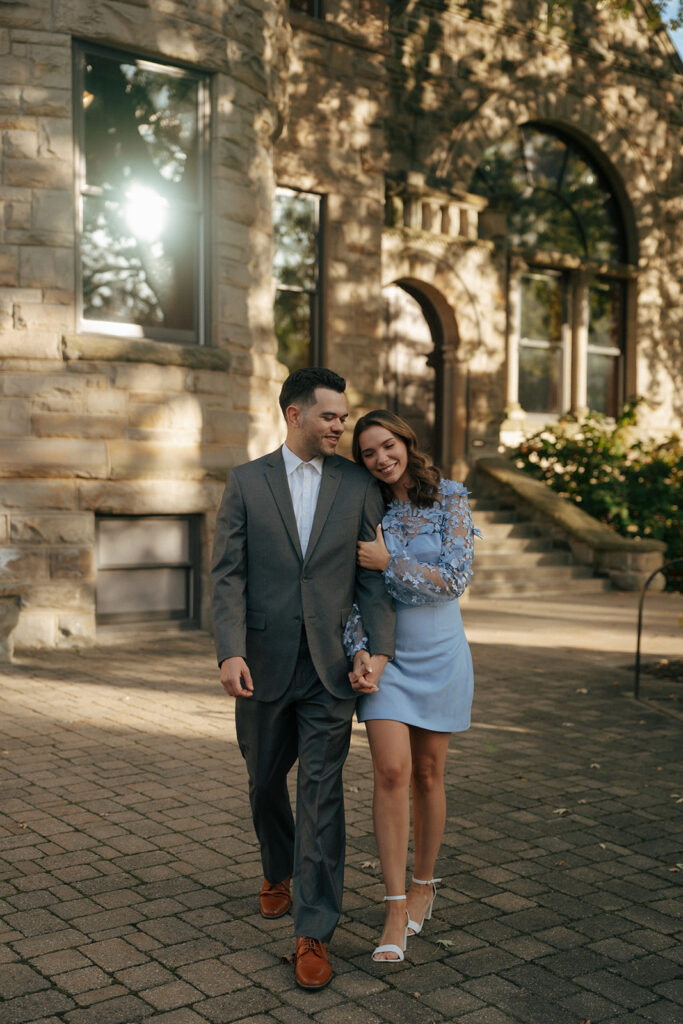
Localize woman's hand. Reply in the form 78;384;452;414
348;649;378;694
357;524;390;571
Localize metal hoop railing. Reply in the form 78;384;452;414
634;558;683;700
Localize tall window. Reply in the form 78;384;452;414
289;0;323;16
518;271;567;414
587;280;624;416
472;125;631;419
273;187;323;371
74;43;210;343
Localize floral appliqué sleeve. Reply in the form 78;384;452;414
343;479;480;657
384;479;480;606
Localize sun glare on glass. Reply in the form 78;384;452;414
124;184;168;242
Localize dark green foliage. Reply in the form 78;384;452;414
511;402;683;588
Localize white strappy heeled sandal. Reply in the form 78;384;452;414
371;894;408;962
407;876;442;936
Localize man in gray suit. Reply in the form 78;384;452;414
211;367;395;989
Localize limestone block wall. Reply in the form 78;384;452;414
0;0;291;652
275;3;390;413
387;0;683;437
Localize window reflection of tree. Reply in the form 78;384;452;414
79;51;205;335
472;125;625;262
273;189;320;372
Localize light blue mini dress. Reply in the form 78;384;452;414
344;479;478;733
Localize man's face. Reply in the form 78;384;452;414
288;387;349;460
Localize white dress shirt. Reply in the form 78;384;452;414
282;443;323;558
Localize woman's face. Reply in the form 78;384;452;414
357;425;410;491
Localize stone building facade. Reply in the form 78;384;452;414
0;0;680;652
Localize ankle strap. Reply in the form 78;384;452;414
412;876;442;886
383;894;407;902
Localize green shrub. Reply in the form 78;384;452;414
510;402;682;589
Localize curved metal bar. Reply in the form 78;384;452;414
634;558;683;700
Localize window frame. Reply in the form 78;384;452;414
95;513;201;629
517;268;571;416
512;262;627;422
585;277;626;419
73;40;211;345
273;185;325;369
289;0;324;17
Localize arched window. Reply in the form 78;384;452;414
471;125;631;419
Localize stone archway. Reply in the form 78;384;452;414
382;231;500;477
380;269;474;475
381;281;444;464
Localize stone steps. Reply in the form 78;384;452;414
467;493;608;598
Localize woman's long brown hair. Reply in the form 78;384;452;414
352;409;441;508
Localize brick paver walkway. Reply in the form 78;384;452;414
1;590;681;1024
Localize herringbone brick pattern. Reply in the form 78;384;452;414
0;591;681;1023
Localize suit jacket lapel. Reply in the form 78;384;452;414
305;456;342;564
264;450;303;561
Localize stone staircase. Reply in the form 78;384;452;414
468;496;610;598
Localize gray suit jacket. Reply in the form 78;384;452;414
210;448;396;701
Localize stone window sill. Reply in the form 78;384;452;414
62;333;231;371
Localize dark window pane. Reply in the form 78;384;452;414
274;288;313;371
97;566;188;616
82;194;197;331
289;0;320;14
84;54;200;199
471;125;626;263
520;272;563;342
273;192;318;291
587;351;619;417
588;280;623;349
519;343;563;414
587;279;623;417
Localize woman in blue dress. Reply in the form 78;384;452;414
344;410;478;963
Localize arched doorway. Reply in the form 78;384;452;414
381;281;445;465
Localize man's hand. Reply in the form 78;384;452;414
348;649;377;694
357;524;391;571
220;656;254;698
348;651;389;694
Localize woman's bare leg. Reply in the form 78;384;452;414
366;719;412;959
407;728;451;932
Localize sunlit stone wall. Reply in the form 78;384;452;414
0;0;290;652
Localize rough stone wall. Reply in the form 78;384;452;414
386;0;683;438
0;0;680;652
0;0;290;652
275;3;389;423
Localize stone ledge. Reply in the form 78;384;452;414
61;334;231;372
476;456;665;591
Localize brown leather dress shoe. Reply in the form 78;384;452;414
259;877;291;919
294;936;332;989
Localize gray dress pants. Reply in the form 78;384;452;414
235;633;356;944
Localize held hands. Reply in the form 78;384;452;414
348;650;389;694
357;524;391;571
220;656;254;698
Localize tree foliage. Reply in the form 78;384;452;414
551;0;682;31
511;403;683;588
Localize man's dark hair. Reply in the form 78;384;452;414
278;367;346;418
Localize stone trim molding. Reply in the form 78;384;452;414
62;334;231;372
475;456;665;591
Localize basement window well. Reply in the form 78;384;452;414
95;515;200;628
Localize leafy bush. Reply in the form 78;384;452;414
510;402;682;588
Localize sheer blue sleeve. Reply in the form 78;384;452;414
343;602;368;658
383;480;479;606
